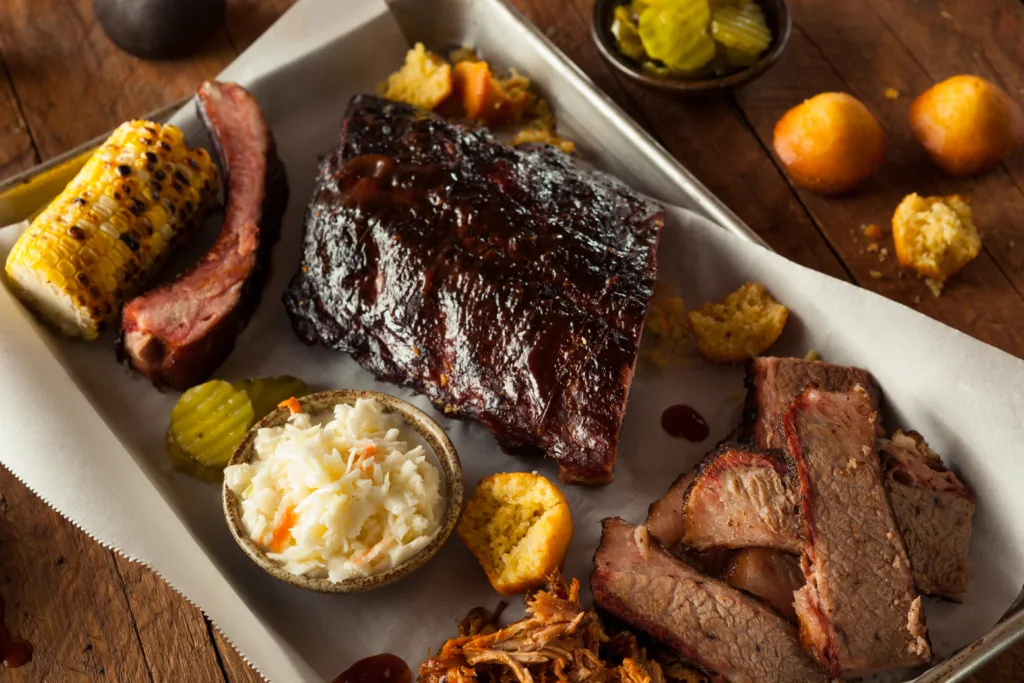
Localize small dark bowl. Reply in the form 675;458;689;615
592;0;792;95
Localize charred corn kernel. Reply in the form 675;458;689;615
5;120;219;339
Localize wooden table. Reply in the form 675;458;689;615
0;0;1021;680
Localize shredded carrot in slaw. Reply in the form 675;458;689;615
270;505;298;553
278;396;302;415
351;536;395;565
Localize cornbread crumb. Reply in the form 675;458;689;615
864;224;883;239
884;88;901;100
687;283;789;364
892;193;980;281
640;286;689;367
925;278;945;297
867;242;880;253
804;349;821;362
457;472;572;596
870;270;883;279
512;128;576;154
914;295;922;304
380;43;452;110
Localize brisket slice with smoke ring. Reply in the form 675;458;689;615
592;518;827;683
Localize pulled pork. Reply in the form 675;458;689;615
418;573;681;683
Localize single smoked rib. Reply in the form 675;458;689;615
680;444;802;554
284;95;662;483
739;357;884;448
591;518;826;683
782;387;930;677
120;81;288;389
880;430;975;602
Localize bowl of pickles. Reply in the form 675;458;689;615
592;0;791;94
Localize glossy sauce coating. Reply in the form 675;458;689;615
332;654;410;683
285;95;664;484
661;404;709;441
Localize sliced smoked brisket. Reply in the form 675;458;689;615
740;357;884;448
284;95;662;483
782;387;930;677
592;518;826;683
880;430;975;602
680;444;802;554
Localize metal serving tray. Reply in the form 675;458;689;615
0;0;1019;680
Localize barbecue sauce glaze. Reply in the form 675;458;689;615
661;404;709;441
332;654;410;683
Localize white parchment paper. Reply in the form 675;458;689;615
1;0;1023;680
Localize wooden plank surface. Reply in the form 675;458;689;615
0;0;1021;681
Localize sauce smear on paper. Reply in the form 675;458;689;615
0;597;32;668
661;404;709;442
333;654;410;683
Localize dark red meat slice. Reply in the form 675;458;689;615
680;444;802;554
880;430;975;602
120;80;288;390
284;95;662;483
591;518;826;683
781;387;930;677
739;357;884;448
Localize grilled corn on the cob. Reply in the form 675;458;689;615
5;120;220;339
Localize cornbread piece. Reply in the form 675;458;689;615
285;95;663;483
592;519;827;683
457;472;572;595
880;430;975;602
688;283;788;364
723;548;804;623
680;444;802;554
892;193;980;281
740;356;884;448
120;81;288;390
773;92;885;195
910;75;1024;176
781;387;930;677
511;127;575;154
639;287;688;368
5;121;219;339
380;43;452;110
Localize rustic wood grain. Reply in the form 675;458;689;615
0;468;154;682
112;557;230;683
0;0;236;160
0;0;1021;681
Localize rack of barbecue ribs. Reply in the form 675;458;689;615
285;95;663;484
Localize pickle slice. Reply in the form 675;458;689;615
166;430;224;483
168;380;254;470
711;2;772;57
233;375;312;422
638;0;716;73
612;5;647;61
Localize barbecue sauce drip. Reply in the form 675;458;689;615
332;654;410;683
0;597;31;668
661;404;709;441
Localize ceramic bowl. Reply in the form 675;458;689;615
591;0;792;95
222;389;463;593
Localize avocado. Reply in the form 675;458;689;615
93;0;227;60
